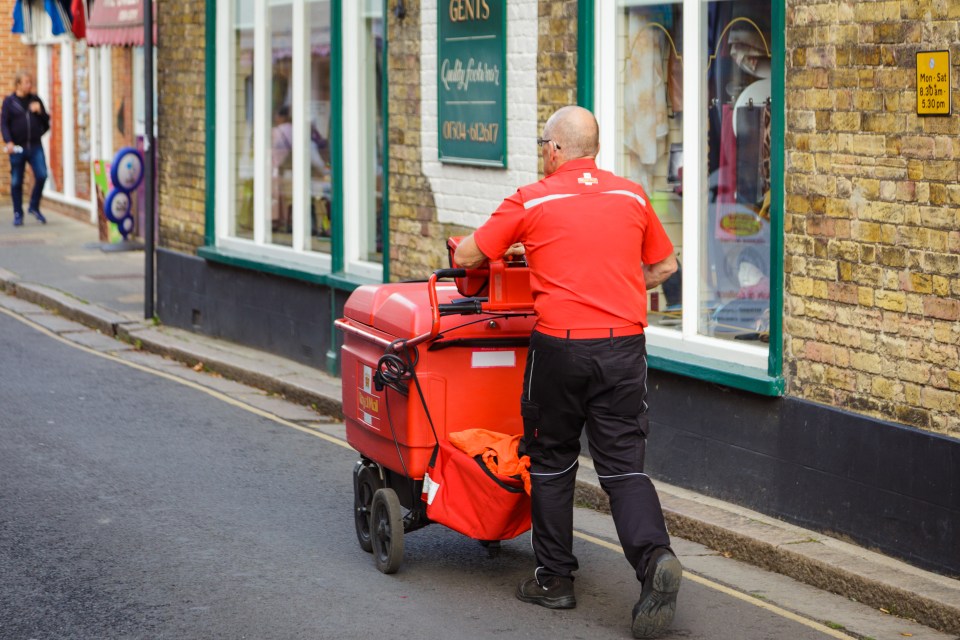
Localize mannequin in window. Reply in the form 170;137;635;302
272;106;329;232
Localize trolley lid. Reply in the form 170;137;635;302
343;282;462;340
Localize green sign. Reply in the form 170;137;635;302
438;0;506;167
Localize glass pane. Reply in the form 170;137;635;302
616;1;683;331
361;4;384;263
233;0;255;240
699;0;772;345
270;2;294;248
308;0;333;254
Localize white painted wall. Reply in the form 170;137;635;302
420;0;539;229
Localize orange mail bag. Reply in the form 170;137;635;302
421;437;531;541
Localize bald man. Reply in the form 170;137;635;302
455;106;681;639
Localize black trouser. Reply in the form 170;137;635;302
520;331;670;583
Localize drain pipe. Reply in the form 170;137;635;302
143;0;155;319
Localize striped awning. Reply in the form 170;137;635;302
85;0;155;47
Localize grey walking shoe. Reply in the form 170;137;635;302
631;547;682;638
516;575;576;609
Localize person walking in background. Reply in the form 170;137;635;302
1;71;50;227
454;105;682;639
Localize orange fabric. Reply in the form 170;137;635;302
448;428;531;494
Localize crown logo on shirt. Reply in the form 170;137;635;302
578;172;599;186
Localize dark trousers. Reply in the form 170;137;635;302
520;331;671;583
9;145;48;214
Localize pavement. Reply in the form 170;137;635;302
1;207;959;636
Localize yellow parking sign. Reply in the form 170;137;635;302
916;51;950;116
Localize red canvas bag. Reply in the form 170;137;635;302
421;438;531;541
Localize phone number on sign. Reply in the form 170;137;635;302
442;121;500;144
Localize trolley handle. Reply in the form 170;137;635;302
437;299;484;315
434;268;467;280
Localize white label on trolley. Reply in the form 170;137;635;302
422;472;440;505
471;350;516;368
358;363;380;427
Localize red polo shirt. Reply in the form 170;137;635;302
473;158;673;333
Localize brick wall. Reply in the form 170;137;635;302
0;0;36;201
536;0;578;149
156;1;207;253
784;1;960;436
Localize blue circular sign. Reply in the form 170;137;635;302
104;188;131;225
110;147;145;192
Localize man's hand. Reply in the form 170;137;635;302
29;101;41;114
4;141;13;154
504;242;525;258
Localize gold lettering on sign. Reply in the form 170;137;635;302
449;0;490;22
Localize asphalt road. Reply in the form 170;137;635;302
0;308;937;640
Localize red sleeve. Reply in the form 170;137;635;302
641;205;674;266
473;190;526;261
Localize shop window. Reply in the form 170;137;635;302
214;0;386;281
595;0;776;375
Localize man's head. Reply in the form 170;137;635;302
539;105;599;175
14;72;33;96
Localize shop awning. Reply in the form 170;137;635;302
86;0;155;47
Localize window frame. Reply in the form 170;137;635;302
578;0;785;395
201;0;390;290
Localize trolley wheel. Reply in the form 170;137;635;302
353;463;383;553
370;488;404;574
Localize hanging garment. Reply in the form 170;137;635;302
623;12;669;193
735;103;765;206
716;103;737;204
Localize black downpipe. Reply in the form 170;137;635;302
143;0;155;319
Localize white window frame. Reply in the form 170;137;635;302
594;0;769;370
215;0;384;282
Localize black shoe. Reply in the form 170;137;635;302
28;208;46;224
516;575;576;609
13;211;23;227
631;548;682;638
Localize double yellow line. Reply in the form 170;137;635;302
3;304;852;639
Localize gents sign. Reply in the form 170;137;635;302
916;51;951;116
438;0;506;167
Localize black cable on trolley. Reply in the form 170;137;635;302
377;340;440;510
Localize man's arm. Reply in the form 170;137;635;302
453;233;488;269
643;254;678;290
1;97;12;147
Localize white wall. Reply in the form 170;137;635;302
420;0;539;229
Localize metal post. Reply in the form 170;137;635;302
144;0;155;319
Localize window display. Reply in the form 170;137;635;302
609;0;773;364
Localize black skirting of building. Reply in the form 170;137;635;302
645;370;960;578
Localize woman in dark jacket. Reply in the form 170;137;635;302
1;72;50;226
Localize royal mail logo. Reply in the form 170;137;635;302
578;172;599;186
358;391;380;415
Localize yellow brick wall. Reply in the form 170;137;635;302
156;2;207;253
784;0;960;436
537;0;579;166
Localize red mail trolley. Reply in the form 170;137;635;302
336;248;536;573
